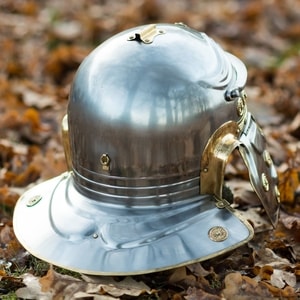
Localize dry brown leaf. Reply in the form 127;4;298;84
168;267;197;284
184;286;221;300
0;224;15;245
1;0;300;299
0;186;20;208
253;265;274;281
270;269;296;289
97;277;153;298
280;210;300;230
16;273;53;300
9;163;41;187
17;268;156;299
73;292;118;300
235;207;273;232
186;263;211;277
278;167;300;205
21;89;57;109
227;180;261;207
260;281;297;299
253;248;291;268
222;272;273;299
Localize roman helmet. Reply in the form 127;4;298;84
13;23;280;275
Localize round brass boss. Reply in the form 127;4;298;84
263;150;273;167
274;185;281;203
208;226;228;242
261;173;269;192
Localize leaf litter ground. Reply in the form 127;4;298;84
0;0;299;299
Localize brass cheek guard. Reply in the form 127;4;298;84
200;118;280;227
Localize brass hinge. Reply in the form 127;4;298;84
128;24;165;44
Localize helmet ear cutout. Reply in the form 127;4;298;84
200;120;240;209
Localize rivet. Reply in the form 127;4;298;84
208;226;228;242
261;173;269;192
216;201;226;209
27;195;42;207
100;153;110;171
93;233;98;239
236;98;245;117
274;185;281;203
263;150;273;167
203;168;208;173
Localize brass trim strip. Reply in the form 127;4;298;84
200;121;240;200
61;114;72;171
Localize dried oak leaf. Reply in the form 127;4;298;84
20;108;53;144
168;266;222;296
184;286;221;300
260;281;297;299
82;274;155;298
7;163;41;187
222;272;273;299
17;267;156;299
270;269;296;289
0;224;15;246
278;166;300;205
0;186;19;208
280;209;300;230
168;267;197;285
45;45;88;84
253;248;290;268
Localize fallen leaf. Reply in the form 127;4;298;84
222;272;273;299
278;166;300;205
253;248;291;268
168;267;196;285
270;269;296;289
280;208;300;230
185;286;221;300
16;273;53;300
73;292;118;300
186;263;211;277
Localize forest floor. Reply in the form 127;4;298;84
0;0;299;299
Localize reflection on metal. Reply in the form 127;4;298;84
128;24;165;44
13;173;254;275
208;226;228;242
200;121;240;201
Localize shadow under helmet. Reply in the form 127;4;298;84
13;23;280;275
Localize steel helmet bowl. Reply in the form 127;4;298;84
13;23;280;275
